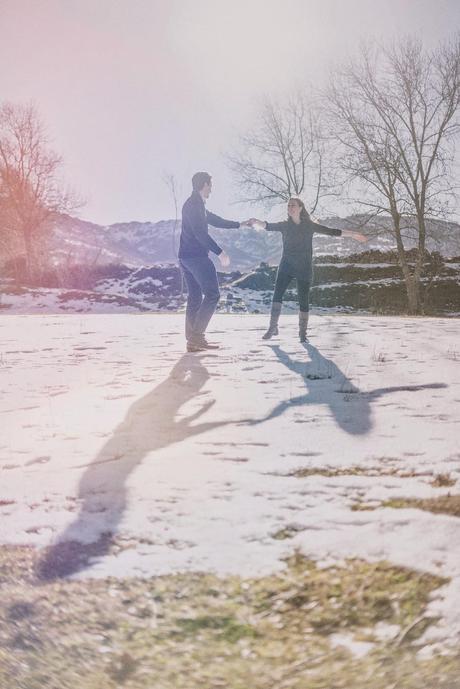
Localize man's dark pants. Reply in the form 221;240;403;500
179;257;220;343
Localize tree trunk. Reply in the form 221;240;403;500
23;230;38;285
405;275;420;315
392;213;421;315
413;204;427;314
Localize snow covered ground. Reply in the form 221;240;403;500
0;283;359;315
1;313;460;650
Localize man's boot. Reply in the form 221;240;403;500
262;302;282;340
299;310;309;342
187;335;220;352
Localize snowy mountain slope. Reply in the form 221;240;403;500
49;213;460;271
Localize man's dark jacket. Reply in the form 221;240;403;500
179;191;239;259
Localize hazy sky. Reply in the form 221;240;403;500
1;0;459;224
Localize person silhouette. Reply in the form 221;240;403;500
37;354;250;579
179;171;251;352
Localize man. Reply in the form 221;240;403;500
179;172;250;352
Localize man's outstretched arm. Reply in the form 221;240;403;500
206;210;241;229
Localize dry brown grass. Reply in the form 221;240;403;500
1;545;459;689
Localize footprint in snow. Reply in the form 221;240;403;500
25;456;51;466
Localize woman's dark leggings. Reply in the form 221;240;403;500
273;269;310;312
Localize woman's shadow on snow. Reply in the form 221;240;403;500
251;343;446;435
37;353;248;581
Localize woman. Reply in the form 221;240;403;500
253;198;366;341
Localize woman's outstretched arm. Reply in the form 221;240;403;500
311;222;342;237
312;221;367;243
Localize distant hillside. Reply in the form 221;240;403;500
2;212;460;316
228;253;460;316
2;251;459;316
47;213;460;273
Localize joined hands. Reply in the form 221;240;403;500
240;218;264;229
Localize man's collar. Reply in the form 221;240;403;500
192;190;205;204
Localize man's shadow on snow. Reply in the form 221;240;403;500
37;353;249;581
251;343;446;436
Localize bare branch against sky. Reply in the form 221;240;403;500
0;0;459;224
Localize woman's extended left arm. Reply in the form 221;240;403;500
312;222;342;237
313;222;367;243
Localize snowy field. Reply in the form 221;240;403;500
1;312;460;650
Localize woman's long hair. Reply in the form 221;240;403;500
288;197;310;222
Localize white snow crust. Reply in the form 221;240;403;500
1;312;459;647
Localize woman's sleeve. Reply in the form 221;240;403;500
265;221;287;232
311;221;342;237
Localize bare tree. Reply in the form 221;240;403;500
327;36;460;313
162;171;180;258
0;102;79;282
162;171;184;296
227;92;337;214
0;177;22;264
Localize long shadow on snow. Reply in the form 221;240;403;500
37;353;250;580
251;343;446;435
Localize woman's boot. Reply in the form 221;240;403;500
299;310;309;342
262;302;282;339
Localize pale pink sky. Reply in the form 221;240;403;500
0;0;459;224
